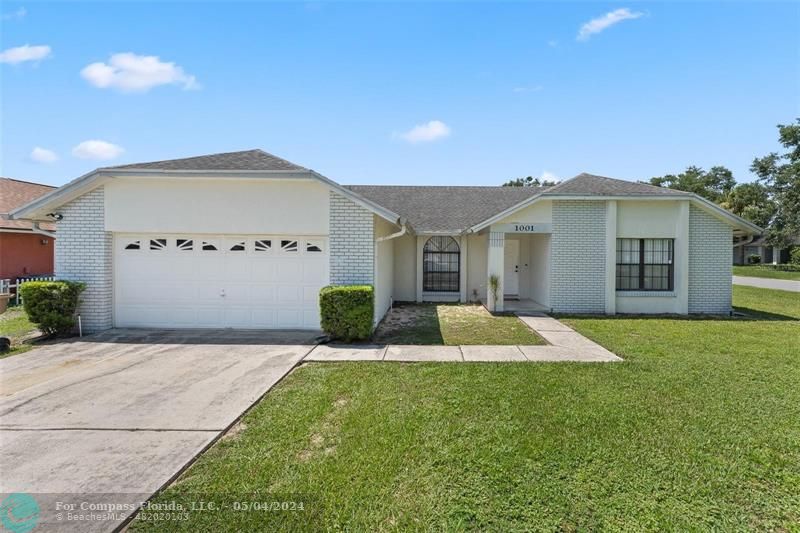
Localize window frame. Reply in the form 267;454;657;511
422;236;460;293
616;238;674;292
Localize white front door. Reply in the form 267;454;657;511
114;234;328;329
503;239;520;296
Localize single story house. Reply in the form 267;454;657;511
0;177;56;281
11;149;762;332
733;234;799;265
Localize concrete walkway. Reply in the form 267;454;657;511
305;315;621;363
733;275;800;292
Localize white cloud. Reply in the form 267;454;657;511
513;85;543;93
80;53;199;92
30;147;58;164
0;44;51;65
396;120;451;143
2;7;26;20
72;140;124;160
577;8;643;41
547;40;558;48
540;171;559;183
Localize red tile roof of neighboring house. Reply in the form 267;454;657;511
0;177;57;231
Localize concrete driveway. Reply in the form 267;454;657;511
0;329;317;532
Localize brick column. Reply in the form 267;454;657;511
55;187;113;332
329;191;374;285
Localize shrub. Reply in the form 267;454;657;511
319;285;374;342
775;263;800;272
790;246;800;266
20;281;85;336
747;254;761;264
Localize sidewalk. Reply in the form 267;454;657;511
304;314;622;363
733;275;800;292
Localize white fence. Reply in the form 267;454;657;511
0;279;9;296
11;275;56;305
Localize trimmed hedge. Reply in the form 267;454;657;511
20;280;86;336
791;246;800;266
319;285;374;342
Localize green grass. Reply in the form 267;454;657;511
133;286;800;531
733;264;800;280
0;306;38;358
371;303;544;345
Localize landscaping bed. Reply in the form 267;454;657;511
0;306;39;358
134;286;800;531
371;303;544;345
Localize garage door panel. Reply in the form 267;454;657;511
303;286;320;303
223;259;250;278
115;234;327;329
277;285;301;303
303;262;327;283
275;262;304;283
248;285;276;303
276;309;302;328
251;309;276;328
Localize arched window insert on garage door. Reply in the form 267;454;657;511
423;236;460;292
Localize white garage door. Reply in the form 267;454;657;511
114;234;328;329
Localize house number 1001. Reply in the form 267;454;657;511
513;224;537;232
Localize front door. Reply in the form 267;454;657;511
503;239;520;297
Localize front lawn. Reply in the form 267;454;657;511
134;286;800;531
0;306;38;358
733;264;800;280
371;303;544;345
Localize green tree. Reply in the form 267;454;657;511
751;119;800;248
503;176;558;187
720;182;775;229
648;165;736;202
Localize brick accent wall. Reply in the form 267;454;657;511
329;191;374;285
55;187;113;332
549;200;607;313
688;205;732;313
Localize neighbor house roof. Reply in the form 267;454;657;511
105;149;307;172
345;185;544;233
0;178;56;231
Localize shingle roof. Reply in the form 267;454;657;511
346;174;693;233
105;149;307;172
344;185;543;233
547;173;693;196
0;178;56;231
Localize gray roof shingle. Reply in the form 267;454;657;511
547;173;692;196
346;174;692;233
105;149;307;172
344;185;543;233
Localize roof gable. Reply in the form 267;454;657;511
546;173;693;196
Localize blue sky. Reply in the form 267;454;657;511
1;1;798;187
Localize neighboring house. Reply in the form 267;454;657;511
733;234;800;265
0;177;56;280
11;149;762;333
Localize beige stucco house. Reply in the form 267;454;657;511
11;149;762;332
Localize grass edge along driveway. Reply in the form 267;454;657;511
132;285;800;531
